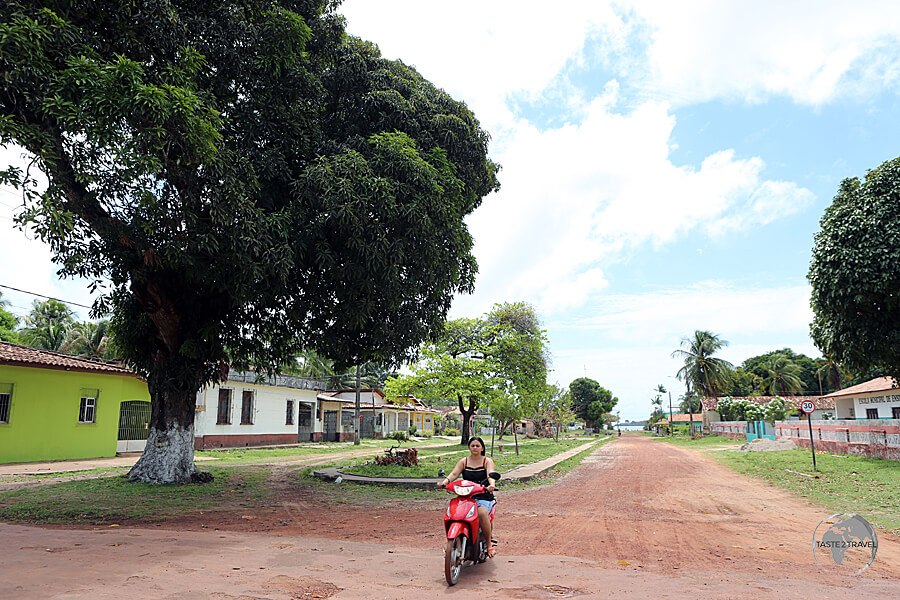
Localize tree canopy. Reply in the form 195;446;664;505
809;157;900;384
385;302;549;444
1;0;499;482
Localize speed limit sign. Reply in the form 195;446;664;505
800;400;816;414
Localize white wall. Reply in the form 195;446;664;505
195;382;319;437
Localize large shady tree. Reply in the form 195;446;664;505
809;157;900;384
1;0;499;483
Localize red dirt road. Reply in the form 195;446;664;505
4;435;900;599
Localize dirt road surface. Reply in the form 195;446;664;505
4;435;899;599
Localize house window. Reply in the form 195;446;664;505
893;407;900;419
286;400;295;425
217;388;232;424
241;390;254;425
79;389;99;423
866;408;879;420
0;383;11;423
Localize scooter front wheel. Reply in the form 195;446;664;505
444;535;464;586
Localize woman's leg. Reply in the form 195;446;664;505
477;505;493;556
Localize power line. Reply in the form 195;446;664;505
0;283;94;309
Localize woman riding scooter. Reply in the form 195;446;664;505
439;437;498;558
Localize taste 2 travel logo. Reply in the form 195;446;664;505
812;513;878;574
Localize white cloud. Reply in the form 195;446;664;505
453;99;815;318
628;0;900;106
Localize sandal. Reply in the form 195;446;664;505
487;547;497;559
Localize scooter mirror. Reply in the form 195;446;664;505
489;471;501;481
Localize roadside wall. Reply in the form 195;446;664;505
709;421;747;439
711;419;900;460
775;419;900;461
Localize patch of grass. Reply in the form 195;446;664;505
340;438;592;478
652;434;743;448
0;466;269;524
711;448;900;535
195;438;457;464
302;437;612;503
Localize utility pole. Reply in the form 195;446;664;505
354;364;361;445
668;390;673;437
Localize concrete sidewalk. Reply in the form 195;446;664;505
312;439;607;488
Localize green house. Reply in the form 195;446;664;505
0;341;151;464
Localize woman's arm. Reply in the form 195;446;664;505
485;458;497;490
439;458;466;486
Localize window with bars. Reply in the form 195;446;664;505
0;384;11;423
79;390;98;423
217;388;232;424
866;408;879;420
241;390;254;425
286;400;294;425
298;406;312;428
893;407;900;420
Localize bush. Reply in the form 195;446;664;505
408;425;418;436
443;427;459;437
388;430;408;442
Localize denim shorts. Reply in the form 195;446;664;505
476;499;496;510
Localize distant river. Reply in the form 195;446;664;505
616;425;645;431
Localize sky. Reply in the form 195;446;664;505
3;1;900;420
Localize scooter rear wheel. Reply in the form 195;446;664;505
444;535;464;585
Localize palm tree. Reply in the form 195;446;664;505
816;358;845;394
671;330;734;399
65;320;114;358
679;395;703;413
761;356;804;396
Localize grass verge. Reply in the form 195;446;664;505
302;436;612;503
651;434;744;448
709;448;900;535
340;437;593;478
195;437;457;464
0;466;269;524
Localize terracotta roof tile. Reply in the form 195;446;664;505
0;341;137;377
820;377;898;399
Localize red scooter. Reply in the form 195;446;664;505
441;472;501;585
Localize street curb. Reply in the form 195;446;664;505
311;439;608;488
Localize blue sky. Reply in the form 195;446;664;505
3;1;900;420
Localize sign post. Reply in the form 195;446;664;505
800;400;817;471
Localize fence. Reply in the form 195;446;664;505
710;419;900;460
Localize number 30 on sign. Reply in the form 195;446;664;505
800;400;816;414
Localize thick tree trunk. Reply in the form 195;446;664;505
127;423;198;484
458;394;476;446
128;385;205;484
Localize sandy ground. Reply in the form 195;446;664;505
4;435;899;599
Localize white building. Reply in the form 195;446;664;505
194;370;323;448
823;377;900;420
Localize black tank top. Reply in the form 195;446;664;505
462;457;494;501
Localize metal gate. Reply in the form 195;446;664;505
324;410;338;442
117;400;151;452
298;403;314;442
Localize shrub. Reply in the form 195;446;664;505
408;425;418;436
388;430;408;442
443;427;459;437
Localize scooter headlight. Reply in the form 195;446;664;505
455;486;474;496
466;505;477;519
